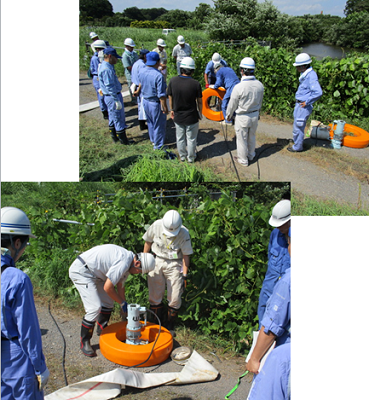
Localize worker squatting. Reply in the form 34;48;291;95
88;31;322;163
1;199;291;399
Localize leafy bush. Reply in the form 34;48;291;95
4;183;289;351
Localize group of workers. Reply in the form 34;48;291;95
88;29;322;164
1;198;290;399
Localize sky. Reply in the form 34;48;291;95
109;0;347;17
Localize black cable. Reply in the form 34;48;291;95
124;308;162;369
48;301;68;386
219;123;241;182
255;144;285;180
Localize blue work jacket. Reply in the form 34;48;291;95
1;254;47;375
140;66;167;101
213;67;239;92
295;68;322;106
258;228;290;323
261;268;291;347
98;61;122;102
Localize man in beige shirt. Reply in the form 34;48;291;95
143;210;193;334
226;57;264;166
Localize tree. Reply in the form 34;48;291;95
123;6;146;21
188;3;213;29
344;0;369;16
79;0;113;20
158;9;192;28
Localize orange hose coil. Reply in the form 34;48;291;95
99;321;173;367
202;87;226;121
329;123;369;149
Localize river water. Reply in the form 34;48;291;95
301;42;348;60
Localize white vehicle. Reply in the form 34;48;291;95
162;28;176;36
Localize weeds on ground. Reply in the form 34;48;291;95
292;189;369;215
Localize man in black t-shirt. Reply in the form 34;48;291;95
167;57;203;163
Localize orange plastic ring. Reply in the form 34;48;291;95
202;88;226;121
329;123;369;149
99;321;173;367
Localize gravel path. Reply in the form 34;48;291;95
38;298;252;399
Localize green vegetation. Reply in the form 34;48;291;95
292;189;369;215
80;0;369;50
2;182;290;352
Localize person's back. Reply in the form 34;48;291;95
215;67;239;90
167;75;202;125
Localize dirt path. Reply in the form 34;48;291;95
38;298;251;399
80;73;369;209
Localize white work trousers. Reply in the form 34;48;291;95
69;259;114;321
234;113;259;165
148;257;183;309
175;122;199;162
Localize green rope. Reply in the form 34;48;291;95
224;370;249;399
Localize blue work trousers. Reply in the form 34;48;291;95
92;76;107;112
105;93;127;132
222;85;237;122
143;99;167;149
1;338;44;400
292;103;313;151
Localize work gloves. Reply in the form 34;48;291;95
98;88;103;96
115;101;123;110
36;367;50;391
205;84;210;88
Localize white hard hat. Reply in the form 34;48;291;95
157;38;166;47
180;57;195;70
269;200;291;227
124;38;136;47
162;210;182;237
177;35;185;44
89;32;98;39
212;53;222;63
240;57;255;70
1;207;36;238
213;61;222;70
293;53;312;66
137;253;156;274
92;40;106;50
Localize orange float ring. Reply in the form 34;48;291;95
99;321;173;367
202;87;226;121
329;123;369;149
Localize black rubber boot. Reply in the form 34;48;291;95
148;303;165;325
166;306;179;336
139;120;148;131
102;110;109;120
109;126;119;143
80;319;97;357
96;307;113;336
117;129;134;145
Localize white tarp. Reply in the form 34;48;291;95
45;350;219;400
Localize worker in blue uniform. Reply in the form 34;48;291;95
204;53;228;88
247;342;291;400
139;52;168;150
98;47;132;145
209;64;239;124
246;266;291;399
90;39;108;120
288;53;322;152
257;199;291;324
1;207;49;399
131;49;149;131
